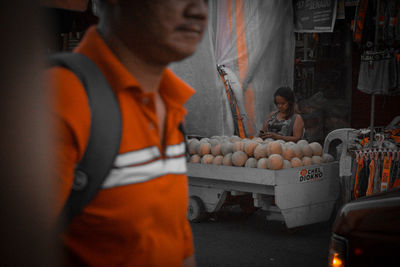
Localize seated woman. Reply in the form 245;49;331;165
259;86;304;142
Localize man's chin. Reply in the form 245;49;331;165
164;46;198;63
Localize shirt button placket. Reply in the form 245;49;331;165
139;94;158;133
142;96;150;105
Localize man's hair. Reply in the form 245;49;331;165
274;86;296;119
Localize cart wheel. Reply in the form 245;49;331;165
187;196;206;222
239;194;257;215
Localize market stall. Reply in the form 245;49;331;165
185;136;339;229
173;1;400;228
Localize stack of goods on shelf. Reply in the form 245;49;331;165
187;135;335;170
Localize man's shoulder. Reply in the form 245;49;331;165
45;65;90;128
45;66;87;104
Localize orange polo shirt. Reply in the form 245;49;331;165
46;26;195;266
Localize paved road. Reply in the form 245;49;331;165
191;207;334;267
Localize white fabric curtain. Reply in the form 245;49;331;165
170;0;295;138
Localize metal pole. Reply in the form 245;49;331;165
303;33;309;96
304;33;308;60
370;0;380;145
374;0;380;50
370;95;375;138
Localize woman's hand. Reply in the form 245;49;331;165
258;130;268;139
265;132;281;140
259;131;281;140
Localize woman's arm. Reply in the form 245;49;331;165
291;114;305;142
265;114;304;142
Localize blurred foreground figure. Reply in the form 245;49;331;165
0;0;57;266
45;0;208;266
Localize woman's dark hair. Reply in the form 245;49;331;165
274;86;296;119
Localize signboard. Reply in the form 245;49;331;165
299;167;324;183
294;0;338;32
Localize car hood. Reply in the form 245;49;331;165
332;188;400;236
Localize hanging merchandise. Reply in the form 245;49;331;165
373;150;382;193
380;153;392;191
353;0;369;44
391;156;400;188
382;0;397;46
347;125;400;200
366;153;376;195
395;53;400;95
355;0;400;96
351;0;400;146
353;151;364;199
387;127;400;143
357;49;397;95
395;2;400;41
351;149;399;199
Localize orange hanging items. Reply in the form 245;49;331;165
360;137;369;147
353;152;364;199
353;0;369;44
380;154;392;192
391;152;400;189
366;155;375;196
386;128;400;144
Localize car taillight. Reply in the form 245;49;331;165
328;234;348;267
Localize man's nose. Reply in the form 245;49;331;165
185;0;208;21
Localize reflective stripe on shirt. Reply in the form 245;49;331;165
103;142;187;188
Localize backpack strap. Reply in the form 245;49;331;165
48;53;122;230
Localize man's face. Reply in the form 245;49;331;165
116;0;208;65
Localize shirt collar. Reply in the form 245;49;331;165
160;68;195;111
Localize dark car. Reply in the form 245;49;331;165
328;188;400;267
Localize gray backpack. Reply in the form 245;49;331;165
49;53;122;229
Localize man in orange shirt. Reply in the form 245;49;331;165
46;0;208;266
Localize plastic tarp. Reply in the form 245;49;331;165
170;0;295;138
